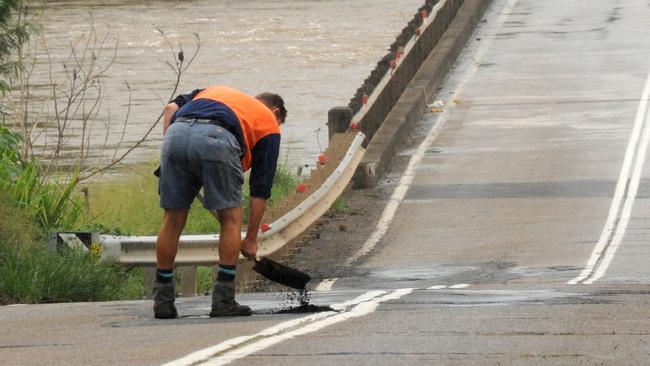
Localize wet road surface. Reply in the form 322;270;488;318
2;0;650;364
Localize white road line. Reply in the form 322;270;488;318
346;0;520;265
428;285;448;290
314;278;337;292
164;290;387;366
197;289;414;366
569;67;650;285
449;283;471;289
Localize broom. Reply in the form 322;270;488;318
196;193;311;290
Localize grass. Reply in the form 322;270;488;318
80;162;215;235
83;161;299;236
330;197;348;214
0;246;130;303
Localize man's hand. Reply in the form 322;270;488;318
241;236;258;260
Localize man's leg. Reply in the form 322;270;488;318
153;208;189;319
216;207;242;265
157;208;190;268
210;207;252;317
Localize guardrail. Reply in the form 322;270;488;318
97;132;365;265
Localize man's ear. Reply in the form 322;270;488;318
271;107;282;124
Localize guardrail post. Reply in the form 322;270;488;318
143;267;155;298
179;266;197;297
328;106;353;140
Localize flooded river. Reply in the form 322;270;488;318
21;0;423;174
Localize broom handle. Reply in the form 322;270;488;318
195;193;219;221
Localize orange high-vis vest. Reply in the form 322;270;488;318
193;86;280;171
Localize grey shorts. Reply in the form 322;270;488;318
159;122;244;210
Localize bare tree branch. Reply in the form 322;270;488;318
78;31;201;182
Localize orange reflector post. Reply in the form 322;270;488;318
318;154;328;165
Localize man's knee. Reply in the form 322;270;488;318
217;207;242;227
162;209;189;231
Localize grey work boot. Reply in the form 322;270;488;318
153;282;178;319
210;281;252;317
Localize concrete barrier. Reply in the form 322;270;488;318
337;0;493;187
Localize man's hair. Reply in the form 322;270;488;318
256;92;287;124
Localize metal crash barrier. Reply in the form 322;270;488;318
98;132;365;265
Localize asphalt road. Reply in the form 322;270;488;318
2;0;650;365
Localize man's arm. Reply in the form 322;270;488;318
241;197;266;258
240;134;280;259
162;102;179;135
163;88;204;134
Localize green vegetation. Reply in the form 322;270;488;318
0;2;303;303
330;197;348;214
0;188;137;304
83;162;299;236
0;126;137;304
0;123;300;303
82;162;216;236
0;243;132;304
0;0;30;93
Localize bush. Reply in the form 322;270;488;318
0;191;130;304
0;245;131;304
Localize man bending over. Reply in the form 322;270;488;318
154;85;286;319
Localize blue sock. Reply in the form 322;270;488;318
217;264;236;282
156;268;174;284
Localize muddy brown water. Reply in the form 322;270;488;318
18;0;423;173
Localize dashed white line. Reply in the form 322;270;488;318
428;285;448;290
428;284;471;290
314;278;338;292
